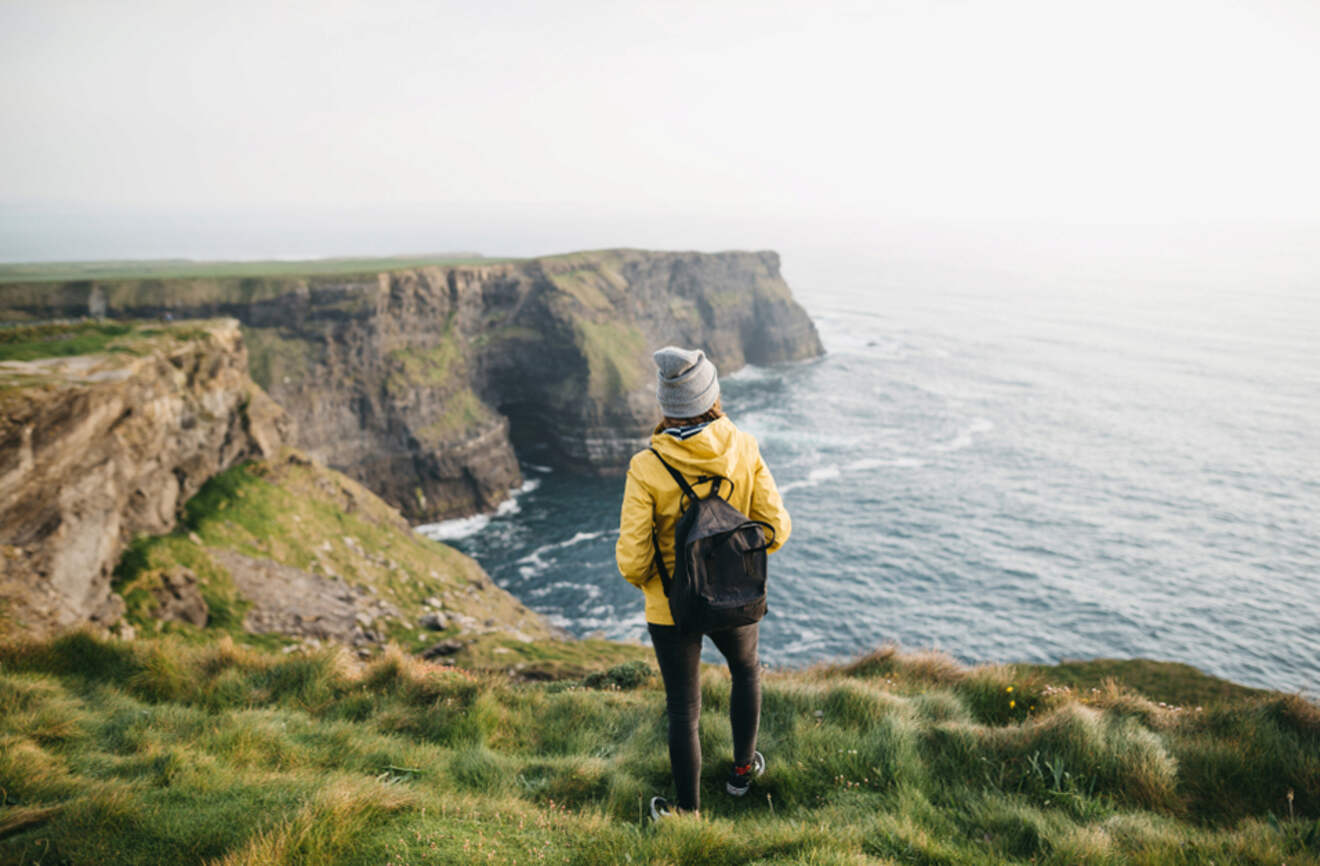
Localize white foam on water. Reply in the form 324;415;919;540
512;551;549;578
779;464;842;494
414;477;542;541
809;465;842;482
524;463;553;473
544;580;602;600
415;514;490;542
728;364;774;382
558;529;609;548
932;417;995;452
846;457;927;471
513;529;612;577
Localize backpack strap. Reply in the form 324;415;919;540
650;528;673;598
648;448;699;502
646;448;690;598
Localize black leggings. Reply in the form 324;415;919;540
648;622;761;812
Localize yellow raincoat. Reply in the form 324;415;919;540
615;416;791;626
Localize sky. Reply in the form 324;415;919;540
2;0;1319;266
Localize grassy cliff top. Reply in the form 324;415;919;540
0;254;502;284
0;318;236;364
0;248;781;286
0;632;1316;865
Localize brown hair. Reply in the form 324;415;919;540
653;398;724;435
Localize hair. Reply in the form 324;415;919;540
654;398;724;435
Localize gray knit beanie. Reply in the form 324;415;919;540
653;346;719;418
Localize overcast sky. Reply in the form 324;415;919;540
2;0;1319;263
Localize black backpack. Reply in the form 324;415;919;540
648;447;777;633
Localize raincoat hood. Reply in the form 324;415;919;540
648;417;750;483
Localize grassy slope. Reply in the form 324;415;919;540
110;449;639;679
0;634;1316;866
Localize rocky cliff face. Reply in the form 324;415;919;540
0;320;292;636
0;249;823;523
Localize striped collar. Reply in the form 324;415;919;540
661;420;713;440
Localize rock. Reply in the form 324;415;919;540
151;565;209;627
419;611;449;631
211;548;376;644
421;639;465;659
424;596;444;609
0;320;293;637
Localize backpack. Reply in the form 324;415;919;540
648;447;777;633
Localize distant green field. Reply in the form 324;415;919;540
0;253;517;284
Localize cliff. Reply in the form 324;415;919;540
0;320;293;637
0;249;824;522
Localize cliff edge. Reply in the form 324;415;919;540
0;320;293;635
0;249;823;522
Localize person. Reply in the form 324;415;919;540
616;346;792;820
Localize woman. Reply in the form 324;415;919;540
616;346;792;819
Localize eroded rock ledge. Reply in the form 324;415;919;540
0;249;824;522
0;319;293;636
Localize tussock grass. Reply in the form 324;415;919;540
1;629;1317;864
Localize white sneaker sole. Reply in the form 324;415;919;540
725;752;765;797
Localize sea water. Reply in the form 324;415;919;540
419;277;1319;694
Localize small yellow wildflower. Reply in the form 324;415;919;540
1006;686;1014;693
1009;700;1016;709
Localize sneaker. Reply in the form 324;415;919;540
650;796;674;821
725;750;766;796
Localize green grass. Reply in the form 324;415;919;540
1;635;1315;865
0;255;508;285
385;336;464;391
573;319;648;402
549;268;617;312
0;321;153;362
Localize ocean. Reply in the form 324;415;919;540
419;275;1319;694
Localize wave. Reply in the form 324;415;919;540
931;417;995;453
779;464;842;494
557;529;610;548
524;463;553;474
846;457;926;471
511;528;615;579
780;456;926;493
414;478;542;541
727;364;776;382
415;514;491;542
